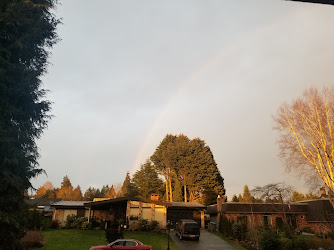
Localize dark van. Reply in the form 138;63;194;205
175;219;200;240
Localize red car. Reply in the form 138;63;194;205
90;239;152;250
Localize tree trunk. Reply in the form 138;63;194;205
168;168;173;202
165;175;169;201
184;185;187;202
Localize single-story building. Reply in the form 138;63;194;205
52;201;89;226
206;197;334;234
51;196;206;229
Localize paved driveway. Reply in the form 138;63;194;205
170;229;236;250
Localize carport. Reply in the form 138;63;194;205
166;202;206;229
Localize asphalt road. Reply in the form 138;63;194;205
170;229;236;250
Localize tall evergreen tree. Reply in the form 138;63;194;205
121;172;138;197
150;134;225;204
56;176;74;201
243;185;253;202
132;161;165;200
0;1;60;247
232;194;239;202
238;194;243;202
105;185;116;199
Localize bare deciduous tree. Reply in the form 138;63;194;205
273;87;334;205
252;183;292;222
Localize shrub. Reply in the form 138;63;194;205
219;215;233;237
280;237;293;250
73;217;88;229
240;223;247;241
232;223;241;240
149;220;160;231
50;220;59;229
21;231;44;249
278;223;294;238
305;237;334;250
259;229;281;250
247;226;262;248
136;218;149;231
65;214;77;229
293;235;308;250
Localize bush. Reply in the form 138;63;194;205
293;235;308;250
21;231;44;249
280;237;293;250
305;237;334;250
232;223;241;240
50;220;59;229
240;223;247;241
149;220;160;231
219;215;233;237
278;223;294;238
136;218;149;231
259;229;281;250
65;214;77;229
73;217;89;229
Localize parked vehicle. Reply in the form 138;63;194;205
90;239;152;250
175;219;200;240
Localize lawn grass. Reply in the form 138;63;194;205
38;229;179;250
125;231;179;250
213;232;247;250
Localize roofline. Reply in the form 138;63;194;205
85;196;170;207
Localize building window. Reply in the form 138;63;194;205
263;215;271;227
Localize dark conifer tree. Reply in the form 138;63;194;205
0;0;60;248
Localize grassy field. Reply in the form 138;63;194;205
38;229;179;250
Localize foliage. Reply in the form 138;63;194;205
238;194;243;202
64;215;89;230
304;236;334;250
105;185;117;198
121;172;138;197
50;220;59;229
279;237;293;250
84;187;102;201
65;214;77;229
219;214;233;237
273;87;334;193
27;209;50;231
136;218;149;231
243;185;253;202
0;0;60;247
150;134;225;204
21;231;44;249
56;176;84;201
132;160;165;200
258;230;281;250
232;223;242;240
232;194;239;202
291;190;319;202
149;220;160;231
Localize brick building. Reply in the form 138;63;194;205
206;198;334;234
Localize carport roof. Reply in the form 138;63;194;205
167;202;206;209
85;196;170;208
52;201;88;209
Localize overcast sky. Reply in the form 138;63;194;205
33;0;334;199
